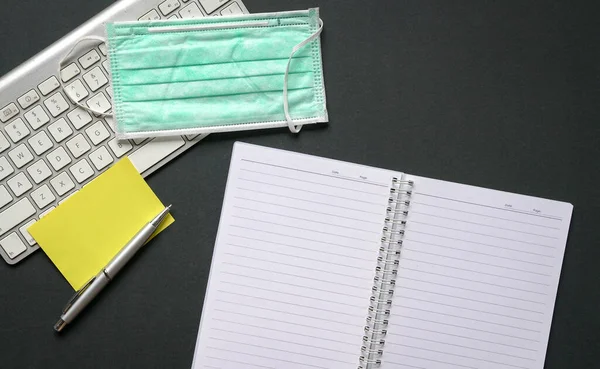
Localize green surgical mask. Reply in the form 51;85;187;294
104;8;327;138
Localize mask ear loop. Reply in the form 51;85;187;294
283;19;324;133
57;36;113;117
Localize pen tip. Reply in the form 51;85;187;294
54;319;66;332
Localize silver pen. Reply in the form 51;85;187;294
54;205;172;332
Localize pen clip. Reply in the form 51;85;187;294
62;276;95;314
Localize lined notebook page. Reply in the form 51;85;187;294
382;175;573;369
192;143;399;369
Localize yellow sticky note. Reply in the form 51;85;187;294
28;158;174;290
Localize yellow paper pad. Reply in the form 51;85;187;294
28;158;174;290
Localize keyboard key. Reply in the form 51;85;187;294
106;86;113;98
8;144;34;169
0;198;36;237
180;3;203;18
79;49;101;69
199;0;226;14
89;146;113;170
108;138;132;158
17;90;40;109
0;132;10;153
168;14;179;19
159;0;180;15
139;9;161;20
104;116;116;132
44;92;70;117
7;172;32;197
86;92;111;114
5;118;30;143
69;159;94;183
0;185;13;209
83;67;108;92
23;105;50;130
39;206;56;218
31;185;56;209
102;60;110;73
0;157;14;181
129;136;185;173
99;43;107;56
28;131;53;155
65;79;89;103
27;159;52;184
220;2;243;15
48;118;73;142
50;172;75;196
19;220;37;245
85;121;110;145
60;63;81;82
0;233;27;259
67;107;93;129
0;103;19;123
38;76;60;96
47;147;71;171
66;134;91;158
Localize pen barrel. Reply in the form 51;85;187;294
104;223;156;278
61;273;110;323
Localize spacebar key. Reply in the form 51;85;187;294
128;136;185;174
0;199;36;237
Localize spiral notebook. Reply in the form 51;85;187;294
191;142;573;369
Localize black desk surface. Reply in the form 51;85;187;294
1;1;598;368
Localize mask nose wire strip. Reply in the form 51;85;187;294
283;18;324;133
57;36;112;117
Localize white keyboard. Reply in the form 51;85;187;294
0;0;249;265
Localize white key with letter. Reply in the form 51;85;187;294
129;137;185;173
47;147;72;171
0;157;14;181
0;233;27;260
28;131;53;155
60;63;81;82
69;159;94;183
24;105;50;130
7;172;32;197
0;198;36;237
44;92;70;117
27;159;52;184
18;90;40;110
67;108;93;129
65;80;89;103
1;103;19;123
220;2;243;15
180;2;203;18
66;134;91;158
108;138;132;158
79;50;101;69
50;172;75;196
89;146;114;170
38;76;60;96
8;144;34;169
48;118;73;142
159;0;181;15
99;43;107;56
0;185;13;208
31;185;56;209
0;132;10;153
85;121;110;145
19;220;37;246
199;0;227;14
139;9;161;20
83;67;108;92
86;92;111;114
5;118;30;143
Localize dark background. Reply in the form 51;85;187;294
1;0;598;368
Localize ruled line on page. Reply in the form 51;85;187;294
233;205;381;235
206;346;330;369
238;177;384;206
240;158;388;187
384;352;478;369
411;202;560;230
240;168;389;196
206;357;273;369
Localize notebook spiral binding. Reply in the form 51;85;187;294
358;177;413;369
